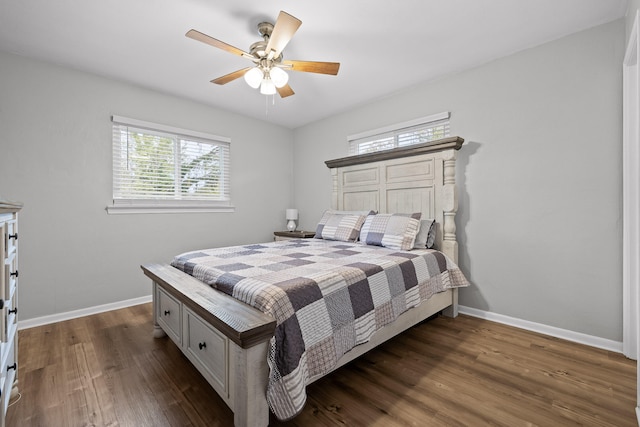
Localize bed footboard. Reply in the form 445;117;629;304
142;263;275;427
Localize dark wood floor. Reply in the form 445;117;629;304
6;303;637;426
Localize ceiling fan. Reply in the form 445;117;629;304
186;11;340;98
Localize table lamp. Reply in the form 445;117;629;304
286;209;298;232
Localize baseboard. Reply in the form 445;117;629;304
18;295;153;330
458;305;623;353
15;299;625;353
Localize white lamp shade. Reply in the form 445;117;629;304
286;209;298;220
260;78;276;95
270;67;289;88
244;67;263;89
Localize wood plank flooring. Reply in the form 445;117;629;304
6;303;637;426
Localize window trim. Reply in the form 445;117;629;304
348;111;450;155
111;115;231;144
106;198;235;214
107;115;234;214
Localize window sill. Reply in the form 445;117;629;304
106;199;235;214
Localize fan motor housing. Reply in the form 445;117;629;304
257;21;274;38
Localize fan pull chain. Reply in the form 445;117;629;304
264;94;276;116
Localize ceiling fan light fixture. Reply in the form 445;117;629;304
260;77;277;95
270;67;289;88
244;67;264;89
187;10;339;99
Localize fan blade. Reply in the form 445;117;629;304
282;60;340;75
277;84;295;98
211;68;252;85
266;11;302;59
186;29;253;59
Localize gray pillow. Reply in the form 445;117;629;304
314;210;368;242
413;219;436;249
359;213;422;250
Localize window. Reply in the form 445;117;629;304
348;112;450;155
108;116;232;214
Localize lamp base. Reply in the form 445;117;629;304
287;220;297;232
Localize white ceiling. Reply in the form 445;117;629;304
0;1;628;129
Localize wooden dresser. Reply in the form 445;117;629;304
0;199;21;426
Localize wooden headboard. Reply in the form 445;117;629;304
325;136;465;263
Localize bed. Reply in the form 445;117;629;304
141;136;468;426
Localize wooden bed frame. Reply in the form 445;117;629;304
141;136;465;427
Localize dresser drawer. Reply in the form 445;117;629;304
184;307;228;397
0;339;16;414
156;287;181;346
0;223;4;305
0;297;17;344
3;220;16;259
3;253;17;303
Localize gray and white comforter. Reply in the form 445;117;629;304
171;238;469;420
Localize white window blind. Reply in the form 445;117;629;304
109;116;232;214
348;112;450;155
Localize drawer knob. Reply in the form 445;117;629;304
164;310;170;316
6;363;16;372
8;308;17;315
10;271;18;278
8;233;17;241
198;342;207;350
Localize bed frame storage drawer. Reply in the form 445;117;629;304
156;287;182;346
184;307;229;398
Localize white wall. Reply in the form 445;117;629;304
628;0;640;39
0;51;294;321
293;20;624;341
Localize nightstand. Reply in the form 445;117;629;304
274;230;316;241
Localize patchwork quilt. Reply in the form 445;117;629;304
171;238;469;420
